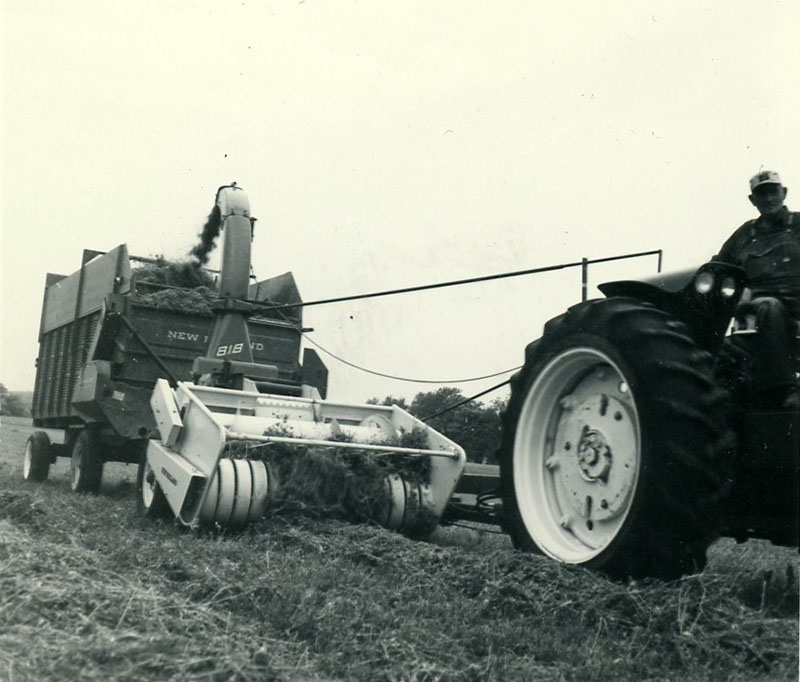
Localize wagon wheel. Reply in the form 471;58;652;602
136;448;172;519
70;429;104;493
23;431;52;482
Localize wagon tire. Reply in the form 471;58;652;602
499;297;732;580
70;429;104;493
23;431;51;482
136;449;172;520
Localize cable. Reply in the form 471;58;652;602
301;331;521;384
421;378;512;422
302;322;514;420
248;249;663;313
244;250;659;385
258;291;523;385
248;249;652;393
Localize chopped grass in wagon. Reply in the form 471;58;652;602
131;258;216;315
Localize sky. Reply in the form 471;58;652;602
2;1;799;405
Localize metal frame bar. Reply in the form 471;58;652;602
260;249;665;311
223;430;459;458
581;249;663;302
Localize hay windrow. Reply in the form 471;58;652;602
221;426;435;530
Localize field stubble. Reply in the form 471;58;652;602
0;417;797;682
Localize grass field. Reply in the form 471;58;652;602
1;416;797;681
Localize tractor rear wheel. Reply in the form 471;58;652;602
23;432;51;482
136;449;172;519
70;429;104;493
499;298;732;580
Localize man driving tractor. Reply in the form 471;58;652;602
715;171;800;409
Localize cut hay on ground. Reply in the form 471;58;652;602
1;485;797;682
223;427;434;534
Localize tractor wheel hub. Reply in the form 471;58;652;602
554;392;637;521
576;428;612;482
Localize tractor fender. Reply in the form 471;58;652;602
597;261;746;354
598;267;697;307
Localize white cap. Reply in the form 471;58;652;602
749;170;782;191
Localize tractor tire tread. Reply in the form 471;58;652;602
499;297;732;580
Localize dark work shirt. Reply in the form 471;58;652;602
715;208;800;319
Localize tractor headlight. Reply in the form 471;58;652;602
694;271;715;295
720;276;738;298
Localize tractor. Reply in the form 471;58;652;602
496;262;799;580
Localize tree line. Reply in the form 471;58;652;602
0;383;31;417
368;387;507;464
0;381;507;461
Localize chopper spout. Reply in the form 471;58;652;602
192;183;273;386
215;182;251;219
215;183;252;300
